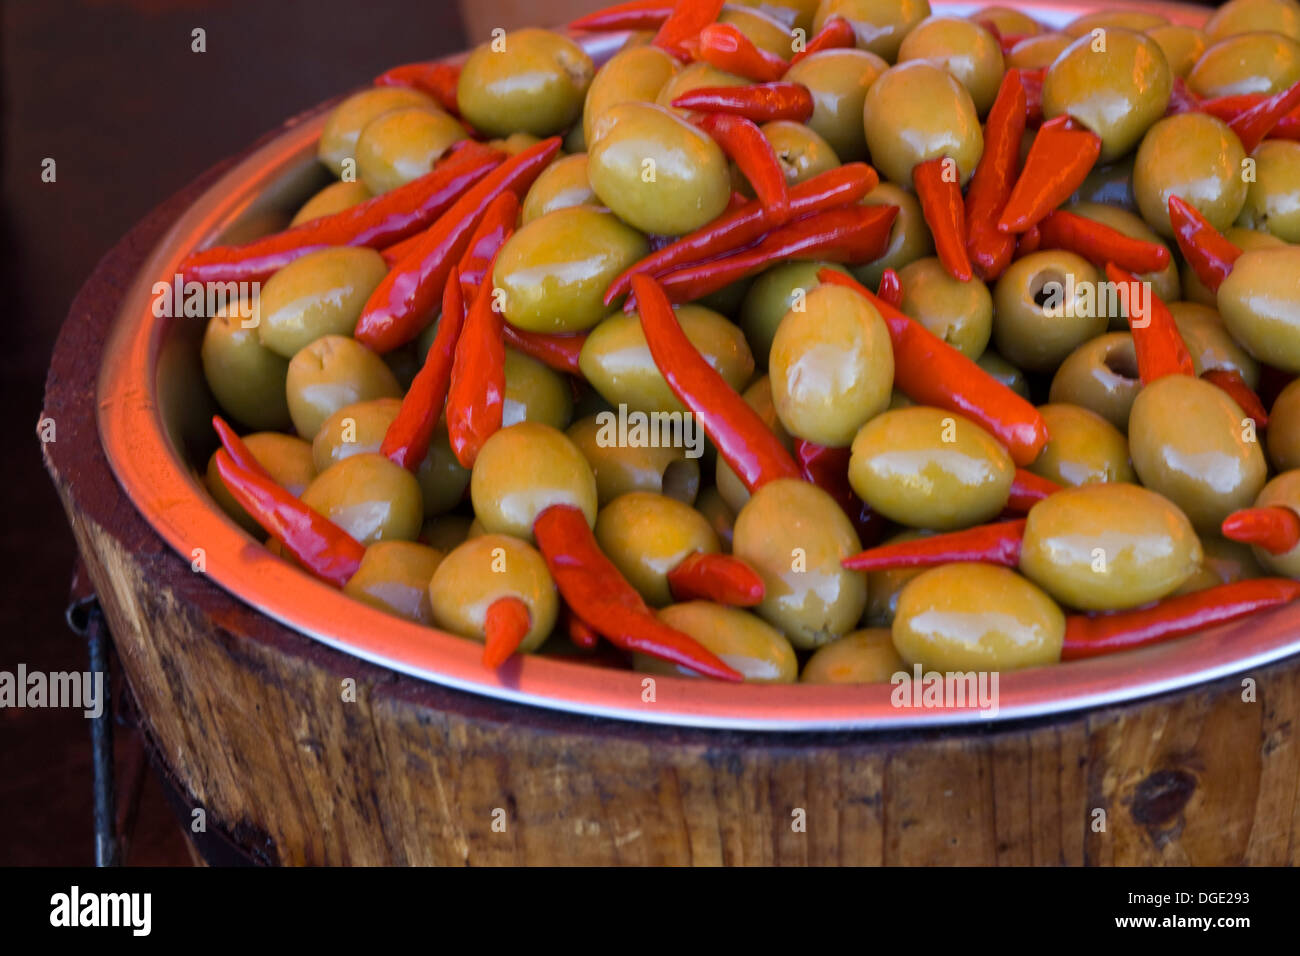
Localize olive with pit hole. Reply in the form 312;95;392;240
595;491;720;607
343;540;444;624
636;601;798;683
1048;332;1141;431
801;627;904;683
257;247;388;358
759;120;841;189
284;334;401;439
300;452;423;544
202;302;292;431
456;28;594;138
566;415;701;506
992;251;1107;372
470;422;598;542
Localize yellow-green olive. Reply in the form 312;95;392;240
1169;301;1260;387
1175;534;1264;594
486;132;545;156
716;376;794;513
1268;379;1300;471
584;45;679;146
566;414;700;506
470;422;598;542
898;256;994;358
739;0;819;33
993;251;1107;371
1244;470;1300;577
863;61;983;187
1217;246;1300;373
863;529;933;626
1006;32;1071;69
760;120;841;188
456;28;594;137
801;628;904;683
206;432;316;535
202;303;292;431
718;5;795;56
257;247;388;358
521;153;599;224
343;541;444;624
695;486;736;552
1147;25;1207;78
781;49;887;161
638;602;798;683
739;260;851;367
300;452;423;544
1063;11;1169;37
813;0;933;61
654;62;750;115
285;335;401;439
503;350;573;430
1237;139;1300;242
1030;403;1135;487
1133;113;1247;238
898;16;1006;115
1188;32;1300;99
355;107;467;194
1048;333;1141;431
971;5;1040;38
1182;226;1286;305
318;87;438;176
595;492;719;606
853;182;934;288
849;406;1015;529
428;534;558;653
975;350;1031;399
1205;0;1300;42
290;180;372;226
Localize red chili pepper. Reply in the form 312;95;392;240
693;22;788;82
793;438;883;543
566;608;601;649
212;415;274;480
1167;76;1201;116
998;116;1101;233
1060;579;1300;661
180;143;502;285
1167;195;1243;295
374;61;462;114
876;268;902;307
482;596;532;669
1015;224;1041;258
1222;506;1300;555
818;269;1049;466
966;69;1026;281
501;326;587;376
997;33;1030;55
1019;66;1045;126
447;266;507;469
455;190;517;304
212;450;365;588
842;519;1026;572
1226;78;1300;152
653;0;725;60
1200;93;1300;141
1037;210;1170;273
533;504;743;681
1105;264;1195;385
570;0;674;32
666;551;764;605
913;156;972;281
1007;469;1061;513
633;273;800;493
790;16;855;64
1202;369;1270;428
694;112;790;221
672;82;814;123
355;137;559;353
640;204;897;307
604;163;878;304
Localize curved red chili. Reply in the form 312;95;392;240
1167;195;1243;294
790;16;854;64
374;61;462;114
653;0;725;60
1202;369;1270;428
1007;469;1062;513
1038;210;1170;273
842;520;1026;572
875;268;902;307
447;266;507;469
482;597;532;669
1222;506;1300;555
502;326;587;376
966;69;1026;281
694;112;790;221
694;22;788;82
1225;78;1300;152
1104;263;1195;385
570;0;674;32
672;82;814;123
998;116;1101;233
913;155;972;281
666;552;764;606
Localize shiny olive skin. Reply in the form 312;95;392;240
1188;32;1300;99
638;602;798;683
769;284;894;447
284;335;401;439
863;62;983;188
1128;374;1268;530
1182;226;1286;306
1175;534;1264;594
503;350;573;430
898;257;994;359
420;515;474;552
975;350;1031;399
583;45;679;147
595;492;719;607
494;207;647;334
487;132;544;155
695;486;736;553
733;479;866;649
760;120;841;189
1147;25;1207;78
740;0;819;32
300;452;423;545
849;406;1015;530
1020;483;1201;610
521;153;599;225
257;247;388;358
654;62;749;116
853;183;934;288
1064;11;1168;37
355;107;467;194
1006;33;1072;69
1268;379;1300;472
343;541;444;624
1042;30;1173;164
812;0;932;61
291;180;371;226
206;432;316;535
1071;156;1137;211
1205;0;1300;42
579;305;754;415
587;101;731;236
202;303;292;431
1169;302;1260;388
1030;403;1135;487
1049;333;1141;431
1133;113;1248;238
897;16;1006;116
782;50;887;161
1237;140;1300;242
718;5;794;56
456;28;593;137
971;5;1040;39
716;377;794;513
801;628;902;683
318;87;438;176
739;260;851;367
566;415;700;506
1246;470;1300;578
428;534;558;654
993;251;1106;372
893;563;1064;672
1218;247;1300;373
863;529;932;626
1065;202;1180;310
470;422;598;542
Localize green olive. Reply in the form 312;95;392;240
318;87;438;176
898;256;994;358
202;303;292;431
566;414;701;506
971;6;1041;39
853;183;934;288
1188;32;1300;99
1175;534;1264;594
654;62;750;116
1030;403;1135;487
587;101;732;235
1205;0;1300;42
716;376;794;513
420;514;474;551
584;45;679;146
975;350;1031;399
290;180;372;226
782;49;887;161
898;16;1006;115
1020;483;1201;610
863;61;983;188
257;247;388;358
1182;226;1286;305
863;528;932;626
501;349;573;431
1065;11;1168;37
1049;333;1141;431
1147;25;1207;78
800;628;901;683
1064;201;1180;311
1042;29;1172;164
595;492;719;606
1268;379;1300;471
769;283;894;447
1236;140;1300;242
428;534;558;654
1169;301;1260;387
759;120;841;188
486;132;545;156
739;260;851;367
849;406;1014;529
893;563;1064;671
494;206;647;334
1244;470;1300;578
812;0;933;61
719;5;795;56
300;452;423;544
695;486;736;552
206;432;316;535
1133;113;1248;238
355;107;467;194
1217;247;1300;373
992;251;1107;371
470;422;598;542
741;0;819;32
732;479;866;649
456;28;593;137
1128;374;1267;530
1006;32;1072;69
638;602;798;683
284;335;401;439
579;304;754;415
343;541;444;624
521;153;599;224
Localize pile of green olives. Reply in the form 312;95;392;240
198;0;1300;688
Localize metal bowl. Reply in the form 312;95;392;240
99;1;1296;731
